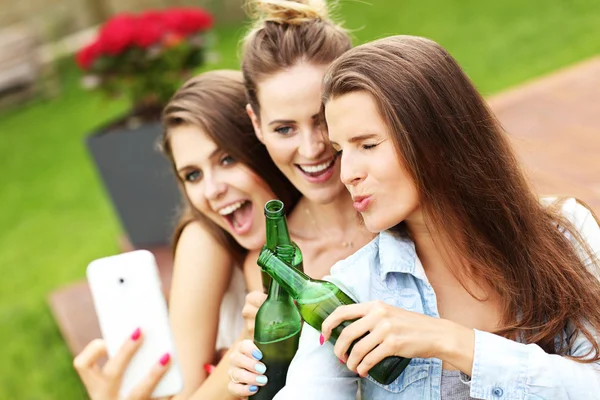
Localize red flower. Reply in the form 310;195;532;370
76;41;102;70
162;9;187;35
163;8;213;36
134;10;166;48
97;13;137;55
186;8;213;32
73;7;214;109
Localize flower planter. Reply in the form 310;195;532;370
86;119;182;247
76;7;214;247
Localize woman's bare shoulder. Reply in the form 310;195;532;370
177;220;229;255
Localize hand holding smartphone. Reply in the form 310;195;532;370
86;250;183;398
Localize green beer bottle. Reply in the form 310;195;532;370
260;200;303;290
253;200;303;399
257;247;411;386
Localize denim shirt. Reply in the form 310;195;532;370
274;198;600;400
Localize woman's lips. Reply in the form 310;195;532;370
296;157;337;184
223;201;254;235
353;196;372;212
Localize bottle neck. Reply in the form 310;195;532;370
257;249;311;299
267;278;292;301
264;214;292;250
266;248;295;301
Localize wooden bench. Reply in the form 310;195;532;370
0;25;41;107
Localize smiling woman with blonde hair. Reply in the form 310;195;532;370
226;0;379;398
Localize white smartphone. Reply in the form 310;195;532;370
87;250;183;398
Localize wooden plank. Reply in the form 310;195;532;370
489;57;600;213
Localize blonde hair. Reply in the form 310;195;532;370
245;0;330;25
242;0;351;116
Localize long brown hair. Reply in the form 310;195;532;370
322;35;600;360
241;0;351;117
161;70;301;263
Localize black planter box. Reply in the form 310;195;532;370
86;120;182;247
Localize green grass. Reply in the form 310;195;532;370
1;1;599;397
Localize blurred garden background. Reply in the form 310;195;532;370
1;0;599;398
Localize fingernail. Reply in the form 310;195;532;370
130;327;141;341
338;358;345;364
252;349;263;360
254;363;267;374
204;363;215;374
256;375;268;384
249;385;258;393
319;334;324;345
159;353;170;366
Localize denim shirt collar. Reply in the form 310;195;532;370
377;231;429;284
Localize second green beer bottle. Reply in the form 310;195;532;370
257;246;411;386
253;200;303;399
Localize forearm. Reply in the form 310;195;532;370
437;322;600;399
185;346;240;400
471;330;600;399
435;319;475;376
173;336;246;400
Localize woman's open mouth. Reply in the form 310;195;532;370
218;200;254;235
295;156;337;183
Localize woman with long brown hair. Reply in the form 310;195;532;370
73;70;300;400
230;35;600;399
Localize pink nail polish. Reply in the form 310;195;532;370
319;334;324;345
130;328;141;341
338;358;345;364
159;353;170;366
204;363;215;374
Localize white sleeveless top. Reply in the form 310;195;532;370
215;266;247;350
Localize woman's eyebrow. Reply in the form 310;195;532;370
348;133;379;143
268;119;295;126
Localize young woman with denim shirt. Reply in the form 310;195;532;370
229;35;600;399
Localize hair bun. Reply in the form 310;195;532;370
246;0;330;25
